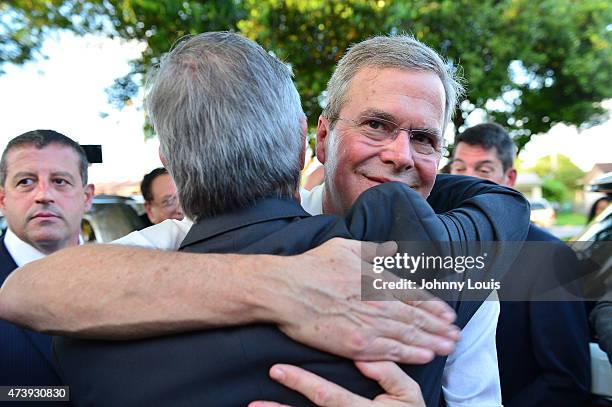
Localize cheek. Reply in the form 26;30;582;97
339;139;377;173
417;159;438;182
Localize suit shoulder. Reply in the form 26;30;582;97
527;224;560;242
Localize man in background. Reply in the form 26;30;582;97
449;122;590;407
0;129;94;386
140;167;183;225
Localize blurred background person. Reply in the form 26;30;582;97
449;122;590;407
587;196;610;224
140;167;183;225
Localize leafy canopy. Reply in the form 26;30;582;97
2;0;610;150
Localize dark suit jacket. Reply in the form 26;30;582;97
56;176;530;407
0;235;64;387
497;225;591;407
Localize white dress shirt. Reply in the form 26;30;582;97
114;184;502;407
3;228;47;267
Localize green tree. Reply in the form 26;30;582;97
529;153;585;203
2;0;610;148
541;178;569;203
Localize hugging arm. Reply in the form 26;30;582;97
0;238;458;364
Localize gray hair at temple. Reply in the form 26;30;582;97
322;34;464;132
145;32;305;221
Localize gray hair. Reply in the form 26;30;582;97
0;129;88;187
322;35;465;132
145;32;304;221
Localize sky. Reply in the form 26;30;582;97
0;31;610;186
0;32;159;185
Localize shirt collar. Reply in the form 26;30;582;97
3;228;83;267
180;196;310;249
3;228;47;267
300;183;324;215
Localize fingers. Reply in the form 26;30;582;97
375;319;457;356
393;288;457;323
264;364;365;407
371;300;460;341
354;361;421;398
361;240;398;263
359;336;435;363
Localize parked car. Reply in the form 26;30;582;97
82;195;147;243
529;198;557;228
0;195;144;243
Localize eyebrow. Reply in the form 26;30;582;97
51;171;75;181
11;171;37;181
11;171;77;182
359;108;398;124
474;160;496;166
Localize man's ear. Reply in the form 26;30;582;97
316;116;330;164
0;186;5;212
505;168;518;188
299;116;308;170
83;184;95;212
143;201;154;221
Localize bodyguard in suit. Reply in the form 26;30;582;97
450;123;591;407
56;33;529;406
0;129;94;386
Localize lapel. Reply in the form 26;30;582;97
0;235;57;368
0;234;18;286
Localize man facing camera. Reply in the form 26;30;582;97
140;167;183;225
0;129;94;385
450;122;591;407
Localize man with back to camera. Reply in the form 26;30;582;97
1;34;532;406
449;122;591;406
0;129;94;387
46;33;528;407
140;167;183;225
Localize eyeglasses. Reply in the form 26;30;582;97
333;116;447;156
159;195;179;209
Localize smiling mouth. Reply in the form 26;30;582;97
364;175;392;184
364;175;419;189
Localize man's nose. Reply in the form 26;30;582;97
378;130;415;171
34;181;54;203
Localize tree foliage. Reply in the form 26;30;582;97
2;0;610;148
528;153;585;203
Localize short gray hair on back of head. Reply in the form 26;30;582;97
322;34;465;132
145;31;304;221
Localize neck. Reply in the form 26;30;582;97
31;234;79;255
321;185;341;216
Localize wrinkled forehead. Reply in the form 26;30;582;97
5;144;82;176
453;142;504;166
151;173;177;198
342;67;446;133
